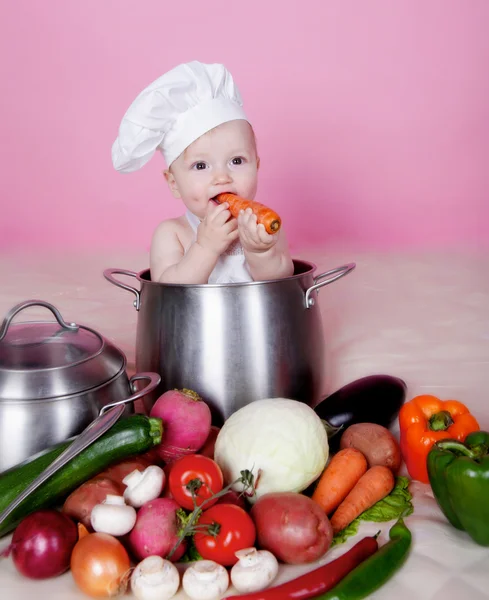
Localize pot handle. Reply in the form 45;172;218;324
103;268;141;311
0;300;79;341
98;372;161;415
304;262;356;309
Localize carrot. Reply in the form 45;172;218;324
330;465;396;534
215;192;282;234
311;448;368;515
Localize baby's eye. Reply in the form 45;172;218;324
192;162;207;171
231;157;244;165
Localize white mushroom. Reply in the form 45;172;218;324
123;465;165;508
182;560;229;600
90;494;137;536
231;547;279;593
131;556;180;600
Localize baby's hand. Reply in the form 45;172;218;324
238;208;277;253
196;201;239;256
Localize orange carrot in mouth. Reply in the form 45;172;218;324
214;193;282;234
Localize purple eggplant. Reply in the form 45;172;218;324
314;374;407;452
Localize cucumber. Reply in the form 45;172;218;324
0;415;162;537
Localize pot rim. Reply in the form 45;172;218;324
0;362;128;404
135;258;318;288
0;323;122;374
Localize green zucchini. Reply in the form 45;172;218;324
0;415;162;537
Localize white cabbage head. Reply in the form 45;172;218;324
214;398;329;503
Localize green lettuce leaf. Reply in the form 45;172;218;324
179;537;204;563
330;519;361;547
330;476;413;547
176;508;204;563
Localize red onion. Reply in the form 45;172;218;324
1;509;78;579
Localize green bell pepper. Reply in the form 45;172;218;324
427;430;489;546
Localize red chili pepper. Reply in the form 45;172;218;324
222;535;379;600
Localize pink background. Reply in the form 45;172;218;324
1;0;488;253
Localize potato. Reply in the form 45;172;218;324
62;476;123;528
102;456;152;486
250;492;333;564
61;457;153;529
339;423;401;472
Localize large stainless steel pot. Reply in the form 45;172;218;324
0;300;160;472
104;260;355;423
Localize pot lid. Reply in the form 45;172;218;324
0;301;126;401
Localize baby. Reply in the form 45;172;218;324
112;61;294;284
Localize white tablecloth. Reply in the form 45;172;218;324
1;247;488;599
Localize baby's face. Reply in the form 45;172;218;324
165;120;259;219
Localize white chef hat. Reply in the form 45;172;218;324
111;61;249;171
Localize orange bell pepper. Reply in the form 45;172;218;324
399;394;479;483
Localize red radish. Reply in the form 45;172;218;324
140;447;165;465
127;498;187;562
150;388;212;463
1;510;78;579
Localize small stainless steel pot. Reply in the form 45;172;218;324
104;259;355;423
0;300;160;472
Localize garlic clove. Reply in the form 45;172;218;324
182;560;229;600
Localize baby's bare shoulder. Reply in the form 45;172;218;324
151;216;189;245
150;216;193;281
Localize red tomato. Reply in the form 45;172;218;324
194;504;256;566
168;454;223;510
